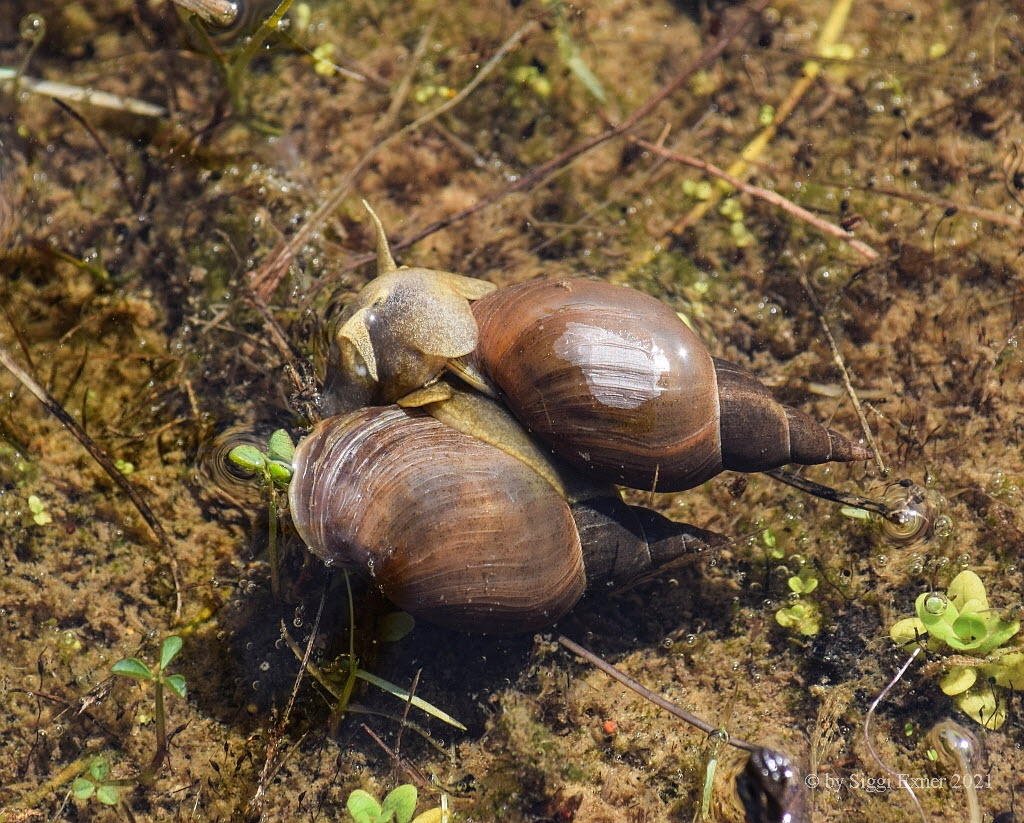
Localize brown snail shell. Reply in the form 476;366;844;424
463;279;869;491
321;205;868;493
288;405;720;633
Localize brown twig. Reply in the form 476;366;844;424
557;635;759;753
51;99;143;213
834;181;1023;229
0;343;183;620
632;137;880;262
796;271;887;475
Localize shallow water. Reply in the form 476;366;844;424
1;1;1022;820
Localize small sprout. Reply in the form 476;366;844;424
112;636;188;784
928;42;948;60
775;602;821;636
266;429;295;463
28;494;52;526
682;178;713;201
228;444;266;473
347;785;417;823
114;458;134;476
345;785;444;823
312;42;337;77
719;197;744;223
512;65;552;99
787;574;818;595
926;748;939;762
729;220;754;248
71;756;122;806
757;104;775;127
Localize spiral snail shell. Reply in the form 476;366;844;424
288;401;720;633
288;203;870;632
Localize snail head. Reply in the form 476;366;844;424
321;202;495;415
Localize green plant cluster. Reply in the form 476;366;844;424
890;570;1023;729
775;569;821;637
346;784;445;823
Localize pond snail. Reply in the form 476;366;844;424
288;204;871;633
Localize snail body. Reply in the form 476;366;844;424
289;402;719;633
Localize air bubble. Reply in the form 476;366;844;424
876;483;937;547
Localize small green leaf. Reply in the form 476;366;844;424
890;617;926;647
950;612;987;646
348;789;383;823
267;429;295;463
955;684;1006;730
786;576;804;594
160;635;183;670
112;657;153;681
165;673;188;700
382;784;417;823
228;445;266;472
801;577;818;594
939;666;976;696
267;460;293;485
89;756;110;782
356;670;467;731
377;612;415;643
946;570;988;611
96;784;121;806
72;777;95;800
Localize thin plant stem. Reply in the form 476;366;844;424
267;483;280;598
558;636;758;753
0;343;183;619
864;647;928;823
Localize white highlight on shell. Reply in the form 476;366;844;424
554;322;669;409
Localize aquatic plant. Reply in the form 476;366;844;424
775;569;822;636
890;570;1023;729
111;636;188;785
71;756;129;807
229;429;294;595
346;784;447;823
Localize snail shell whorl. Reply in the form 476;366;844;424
713;357;869;469
288;407;586;633
470;279;723;492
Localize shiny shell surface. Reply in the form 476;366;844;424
288;406;586;633
472;279;723;491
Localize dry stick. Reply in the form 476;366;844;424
362;0;774;272
361;724;431;791
0;344;184;620
632;137;880;263
836;181;1022;230
557;636;759;753
667;0;854;239
864;647;928;823
249;18;539;301
796;271;887;475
